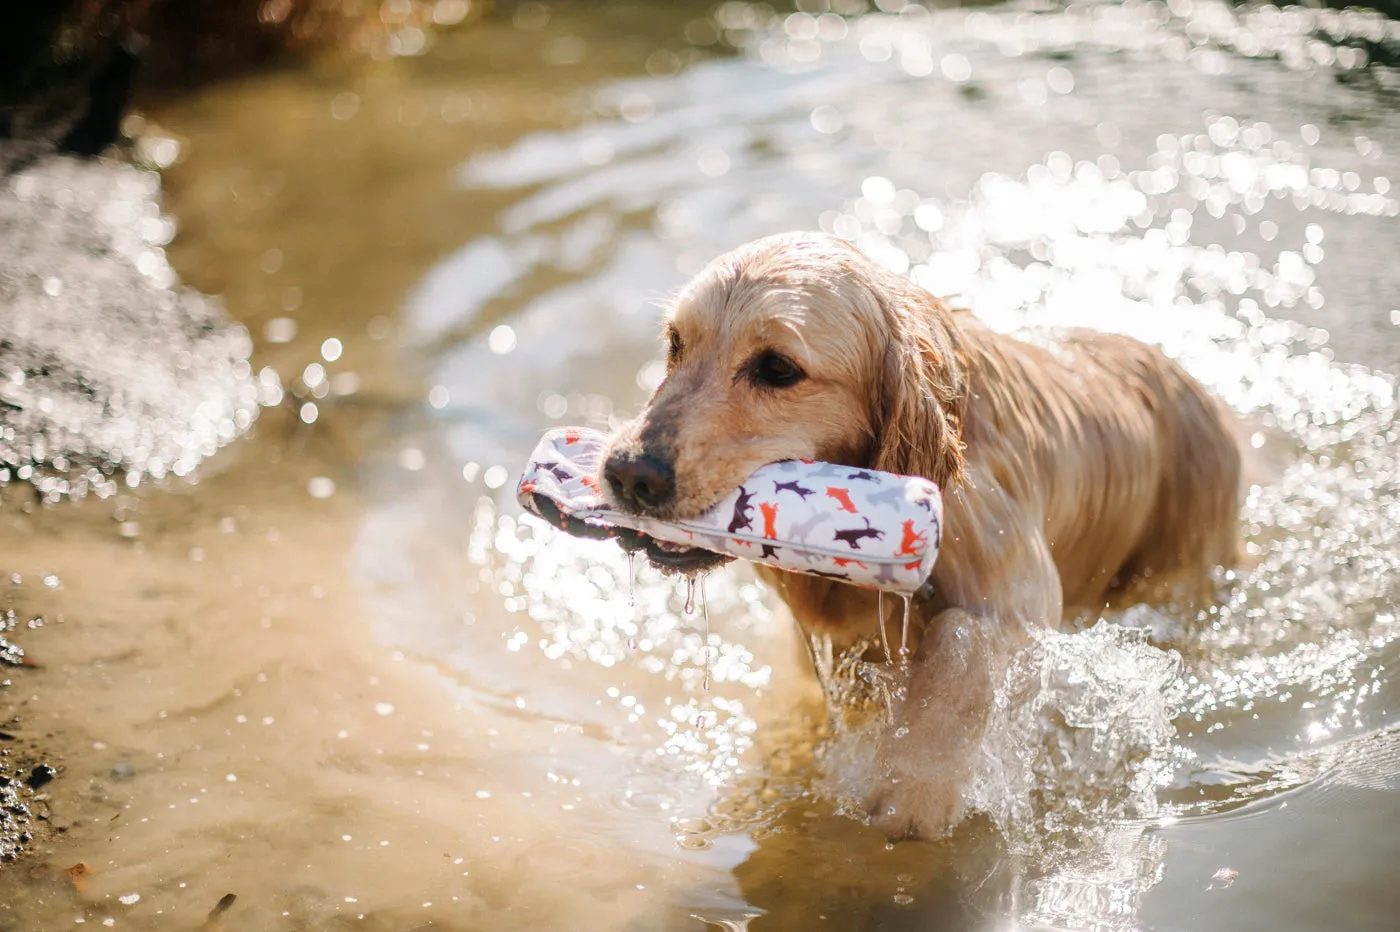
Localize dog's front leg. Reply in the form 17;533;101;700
863;607;1010;841
863;502;1059;842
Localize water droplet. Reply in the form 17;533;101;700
683;576;696;615
488;325;517;354
264;316;297;343
331;92;360;120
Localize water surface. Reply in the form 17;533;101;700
3;1;1400;929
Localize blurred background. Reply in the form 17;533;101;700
2;1;1400;930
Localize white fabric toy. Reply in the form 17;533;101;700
517;427;942;595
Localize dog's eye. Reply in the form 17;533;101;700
749;351;806;389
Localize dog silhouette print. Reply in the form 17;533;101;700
539;462;573;482
833;517;884;550
825;486;859;514
760;501;780;539
773;480;815;500
728;486;756;533
894;519;928;557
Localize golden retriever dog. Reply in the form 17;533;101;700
602;231;1242;841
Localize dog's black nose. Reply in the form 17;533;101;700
604;451;675;511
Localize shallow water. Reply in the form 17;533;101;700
3;1;1400;929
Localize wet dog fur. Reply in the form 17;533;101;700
602;231;1242;841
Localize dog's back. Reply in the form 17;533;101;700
956;325;1242;612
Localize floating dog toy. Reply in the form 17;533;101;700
517;428;942;595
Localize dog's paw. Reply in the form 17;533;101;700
863;775;963;843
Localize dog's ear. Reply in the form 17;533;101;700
871;282;967;489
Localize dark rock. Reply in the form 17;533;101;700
24;765;55;790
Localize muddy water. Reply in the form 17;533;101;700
3;1;1400;929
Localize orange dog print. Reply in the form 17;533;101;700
826;486;859;514
894;519;927;557
760;502;779;539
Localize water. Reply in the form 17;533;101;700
878;588;892;663
0;158;264;500
627;549;637;608
2;1;1400;929
898;594;911;664
701;573;713;691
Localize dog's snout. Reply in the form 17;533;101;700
604;451;675;512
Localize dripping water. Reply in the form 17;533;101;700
898;594;912;665
876;589;892;664
683;575;696;615
625;551;637;649
700;574;711;691
806;632;835;696
626;550;636;608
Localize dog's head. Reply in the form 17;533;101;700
603;232;966;571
